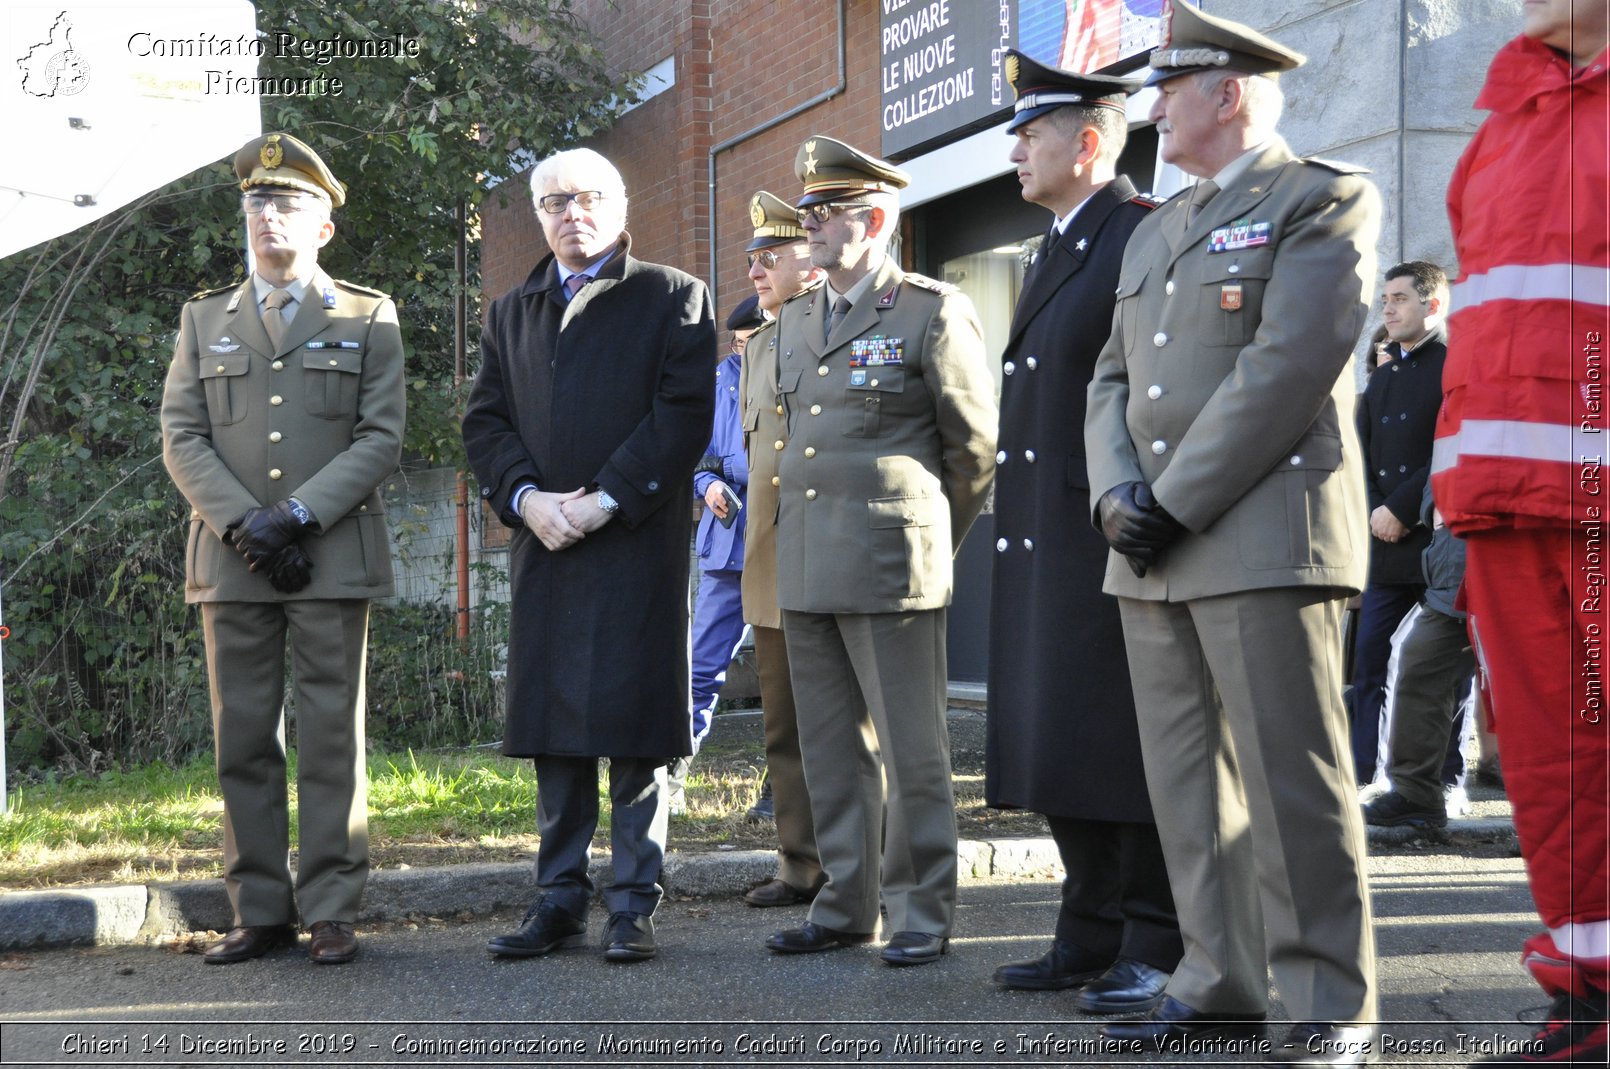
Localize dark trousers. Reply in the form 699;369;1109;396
1047;815;1183;972
1350;582;1423;782
1385;606;1477;811
532;755;668;917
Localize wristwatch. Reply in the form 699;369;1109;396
596;488;620;514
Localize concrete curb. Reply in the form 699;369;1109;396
0;820;1513;952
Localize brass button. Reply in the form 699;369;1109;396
1228;264;1241;274
269;431;282;443
771;476;780;487
810;404;821;415
1153;332;1168;347
214;364;226;373
271;360;284;371
817;366;829;377
1147;384;1164;400
870;379;879;387
270;395;283;406
773;439;784;451
805;488;817;500
359;504;367;512
776;404;784;416
804;447;816;458
268;468;283;480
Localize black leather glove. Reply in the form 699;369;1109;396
225;499;313;570
264;542;314;594
1097;481;1185;576
694;454;726;477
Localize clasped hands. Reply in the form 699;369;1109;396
520;488;615;551
224;500;314;594
1097;481;1184;578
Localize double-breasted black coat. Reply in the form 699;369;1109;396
985;177;1158;823
462;236;715;759
1358;325;1446;586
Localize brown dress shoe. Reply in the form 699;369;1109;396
307;921;358;964
743;878;817;908
203;924;296;964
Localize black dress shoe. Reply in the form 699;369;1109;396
1266;1023;1376;1066
743;878;817;908
765;921;875;954
1074;957;1171;1014
203;924;296;964
880;931;949;966
486;899;587;957
602;912;656;962
1100;995;1266;1043
992;940;1110;990
307;921;358;964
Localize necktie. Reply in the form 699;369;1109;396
1187;180;1219;225
564;274;588;301
1042;223;1063;258
826;295;851;343
262;288;293;351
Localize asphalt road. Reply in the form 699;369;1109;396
0;846;1549;1069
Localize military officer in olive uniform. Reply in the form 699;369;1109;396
161;133;405;966
1084;2;1380;1061
762;137;997;967
737;190;830;907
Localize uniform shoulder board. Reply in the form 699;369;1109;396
903;272;957;295
1301;156;1371;177
333;278;390;299
1129;192;1166;209
188;283;237;302
782;279;824;305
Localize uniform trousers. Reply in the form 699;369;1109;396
690;568;745;747
532;755;668;918
1464;527;1609;995
1117;588;1376;1022
783;607;956;937
1381;605;1476;811
201;599;370;927
752;624;825;891
1047;815;1182;971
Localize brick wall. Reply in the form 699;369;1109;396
481;0;884;322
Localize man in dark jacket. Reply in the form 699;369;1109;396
1350;261;1449;784
462;148;715;964
984;51;1180;1014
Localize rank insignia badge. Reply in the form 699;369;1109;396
1208;218;1271;253
847;336;904;368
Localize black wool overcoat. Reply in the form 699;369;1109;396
462;236;716;758
985;177;1158;823
1357;326;1446;586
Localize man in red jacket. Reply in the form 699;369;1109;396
1432;1;1608;1061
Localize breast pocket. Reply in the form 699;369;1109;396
302;349;362;418
1199;248;1273;348
1115;266;1148;353
842;367;906;438
199;352;251;425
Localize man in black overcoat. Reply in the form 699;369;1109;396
462;148;715;963
984;52;1181;1012
1349;260;1449;788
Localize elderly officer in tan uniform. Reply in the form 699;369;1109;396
762;137;996;967
161;133;405;966
1084;2;1380;1063
736;190;830;908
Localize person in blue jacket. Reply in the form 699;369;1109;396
670;296;765;811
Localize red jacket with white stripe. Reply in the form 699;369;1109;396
1432;34;1609;532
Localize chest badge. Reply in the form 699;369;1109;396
1220;283;1244;311
322;287;338;309
208;337;240;353
850;369;868;386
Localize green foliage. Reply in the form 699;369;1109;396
0;0;634;775
363;597;510;751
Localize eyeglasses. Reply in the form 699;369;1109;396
748;249;781;269
242;192;320;215
795;200;872;226
729;332;752;354
538;190;606;215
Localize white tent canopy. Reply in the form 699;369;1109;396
0;1;262;261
